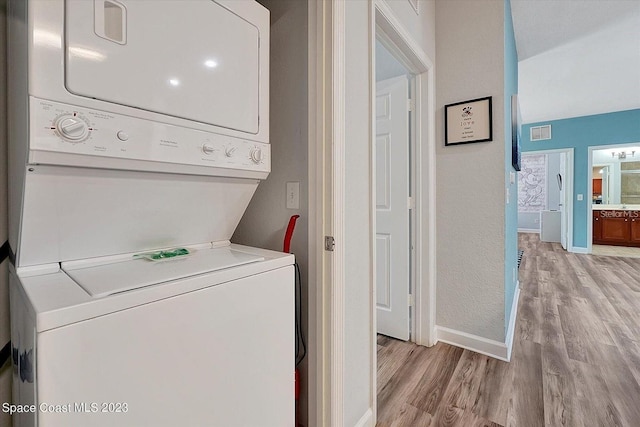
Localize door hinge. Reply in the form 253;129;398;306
408;197;415;210
324;236;335;252
408;294;414;307
408;99;415;112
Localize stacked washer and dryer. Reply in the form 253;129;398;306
8;1;294;426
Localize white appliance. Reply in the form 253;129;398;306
540;210;562;243
8;1;294;426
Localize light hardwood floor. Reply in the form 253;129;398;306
376;233;640;427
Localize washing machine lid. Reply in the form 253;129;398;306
63;246;264;298
64;0;263;134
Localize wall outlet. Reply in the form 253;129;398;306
286;182;300;209
577;194;584;201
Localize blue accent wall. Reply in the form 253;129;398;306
504;0;518;331
522;109;640;248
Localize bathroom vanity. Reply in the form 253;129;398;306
593;206;640;247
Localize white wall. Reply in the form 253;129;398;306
0;1;11;425
231;0;309;425
435;0;507;342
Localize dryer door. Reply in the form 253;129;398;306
65;0;264;134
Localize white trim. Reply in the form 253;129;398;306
331;1;347;426
307;0;322;423
435;326;510;362
505;285;520;361
517;228;540;234
353;408;374;427
368;3;378;425
570;246;589;254
308;0;339;424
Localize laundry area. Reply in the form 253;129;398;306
3;1;298;426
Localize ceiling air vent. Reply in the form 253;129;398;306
530;125;551;141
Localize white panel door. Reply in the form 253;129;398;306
559;153;567;250
375;76;410;341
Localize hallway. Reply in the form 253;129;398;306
376;233;640;426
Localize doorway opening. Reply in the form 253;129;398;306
589;142;640;257
374;39;414;341
370;2;436;424
518;149;573;251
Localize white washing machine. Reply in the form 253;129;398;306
7;1;294;426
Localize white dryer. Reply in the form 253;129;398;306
7;1;294;426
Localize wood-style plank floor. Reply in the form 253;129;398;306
376;233;640;427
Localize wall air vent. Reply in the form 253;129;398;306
530;125;551;141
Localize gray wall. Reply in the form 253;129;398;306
375;39;408;82
435;0;507;342
231;0;309;424
0;1;11;425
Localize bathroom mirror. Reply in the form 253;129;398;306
592;146;640;207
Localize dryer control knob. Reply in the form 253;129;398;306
225;146;237;157
202;143;215;155
56;115;89;142
250;147;263;164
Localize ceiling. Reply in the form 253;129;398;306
510;0;640;124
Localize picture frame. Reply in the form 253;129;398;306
511;94;522;171
444;96;493;146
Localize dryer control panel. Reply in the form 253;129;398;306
28;98;270;173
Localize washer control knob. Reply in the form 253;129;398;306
56;115;89;141
117;131;129;141
225;146;237;157
202;143;215;155
250;147;263;164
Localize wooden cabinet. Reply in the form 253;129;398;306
600;217;630;243
593;211;603;242
593;178;602;195
631;218;640;244
593;210;640;247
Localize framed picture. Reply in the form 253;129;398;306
511;94;522;171
444;96;492;146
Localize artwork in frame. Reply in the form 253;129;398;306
511;94;522;171
444;96;492;146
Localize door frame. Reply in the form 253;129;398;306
370;0;436;423
521;148;574;251
371;0;436;349
308;1;435;425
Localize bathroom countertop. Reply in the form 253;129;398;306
592;205;640;211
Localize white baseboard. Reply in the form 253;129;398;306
435;326;510;362
570;246;589;254
517;228;540;234
353;408;373;427
505;285;520;361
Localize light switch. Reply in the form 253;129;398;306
577;194;583;201
286;182;300;209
